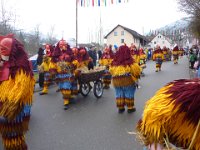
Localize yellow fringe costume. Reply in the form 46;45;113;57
99;58;113;89
0;70;35;150
110;63;141;112
39;56;52;95
153;51;164;72
137;78;200;150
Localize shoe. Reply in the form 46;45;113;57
64;105;69;110
103;86;110;89
39;92;47;95
127;108;136;113
118;108;125;114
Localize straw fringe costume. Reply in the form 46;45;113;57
0;35;35;150
139;48;146;76
52;40;76;110
153;46;164;72
109;45;141;113
172;45;179;64
72;47;89;96
137;78;200;150
39;44;54;95
162;46;168;62
99;47;114;89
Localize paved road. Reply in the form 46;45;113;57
0;56;191;150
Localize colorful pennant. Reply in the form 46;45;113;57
78;0;129;7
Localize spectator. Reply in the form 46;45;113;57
196;56;200;78
97;49;102;60
189;51;197;69
88;46;97;66
37;47;44;88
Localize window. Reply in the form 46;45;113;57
114;31;118;36
162;41;165;44
121;31;124;35
154;41;156;44
121;39;124;43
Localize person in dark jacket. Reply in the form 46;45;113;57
37;47;44;88
88;46;97;66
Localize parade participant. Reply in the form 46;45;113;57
72;47;90;96
0;34;35;150
172;44;179;64
137;78;200;150
179;47;184;58
99;46;114;89
130;43;140;64
39;44;54;95
152;45;164;72
162;46;168;61
138;48;146;76
109;45;141;113
52;39;75;110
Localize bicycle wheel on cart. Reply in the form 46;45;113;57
93;80;103;98
80;83;91;97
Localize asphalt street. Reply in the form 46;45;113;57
0;56;191;150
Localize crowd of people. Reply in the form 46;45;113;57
0;33;200;150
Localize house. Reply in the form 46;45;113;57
148;33;173;49
104;24;148;48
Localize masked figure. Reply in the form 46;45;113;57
137;78;200;150
0;34;35;150
39;44;54;95
109;45;141;113
99;46;114;89
153;45;164;72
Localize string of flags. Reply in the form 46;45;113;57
78;0;129;7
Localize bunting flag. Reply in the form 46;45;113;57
78;0;129;7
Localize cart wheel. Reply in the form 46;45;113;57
80;83;91;97
93;80;103;98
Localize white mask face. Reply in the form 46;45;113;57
0;60;3;67
1;55;9;61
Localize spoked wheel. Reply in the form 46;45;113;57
93;80;103;98
80;83;91;97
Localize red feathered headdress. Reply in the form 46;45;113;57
111;45;134;66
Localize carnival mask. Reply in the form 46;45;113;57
59;40;67;51
0;37;13;66
45;44;51;55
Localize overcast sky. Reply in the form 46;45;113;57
4;0;187;43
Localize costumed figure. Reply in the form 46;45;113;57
152;45;164;72
172;44;179;64
139;48;146;76
39;44;54;95
109;45;141;113
137;78;200;150
72;47;90;97
52;39;75;110
162;46;168;61
130;43;140;64
0;34;35;150
99;46;114;89
179;47;184;58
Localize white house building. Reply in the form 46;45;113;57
104;24;148;48
148;33;173;49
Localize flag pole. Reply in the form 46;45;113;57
76;0;78;47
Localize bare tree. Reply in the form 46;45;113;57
0;0;17;35
177;0;200;39
46;25;57;44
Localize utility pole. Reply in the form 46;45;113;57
76;0;78;47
